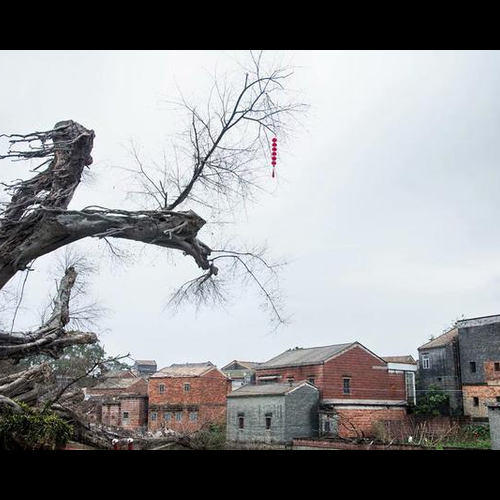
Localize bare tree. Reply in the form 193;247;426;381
0;53;304;447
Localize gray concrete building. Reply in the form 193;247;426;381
417;328;463;415
226;382;319;444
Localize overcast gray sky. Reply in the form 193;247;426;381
2;50;500;369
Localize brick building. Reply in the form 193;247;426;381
418;315;500;420
148;362;231;433
85;371;148;430
256;342;409;438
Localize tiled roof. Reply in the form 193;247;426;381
258;343;356;369
151;362;216;378
228;382;317;398
383;355;417;365
92;378;142;391
419;328;458;350
135;360;157;366
222;360;262;371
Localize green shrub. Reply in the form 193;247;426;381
0;403;73;450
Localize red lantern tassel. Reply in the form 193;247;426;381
272;167;276;178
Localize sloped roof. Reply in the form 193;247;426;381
92;377;143;391
383;355;417;365
258;343;357;370
419;328;458;350
228;381;318;398
222;360;262;371
151;362;216;379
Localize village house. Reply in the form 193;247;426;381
418;314;500;420
148;362;231;433
227;381;319;445
255;342;409;439
85;370;148;430
417;327;462;415
221;360;262;391
132;360;157;378
457;315;500;420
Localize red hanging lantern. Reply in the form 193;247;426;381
271;137;278;178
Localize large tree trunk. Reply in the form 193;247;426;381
0;120;215;291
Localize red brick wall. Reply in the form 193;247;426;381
121;397;148;430
335;407;408;438
148;368;231;432
256;345;406;402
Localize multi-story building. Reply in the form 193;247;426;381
418;314;500;420
85;370;148;430
255;342;409;438
148;362;231;433
457;315;500;420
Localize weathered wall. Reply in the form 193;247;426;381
334;407;408;439
121;396;148;430
284;386;320;441
459;321;500;385
227;395;286;444
463;385;500;420
488;405;500;451
102;403;121;427
417;343;463;414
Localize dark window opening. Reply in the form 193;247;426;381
122;412;130;420
184;383;191;393
239;417;245;430
470;362;477;373
343;378;351;395
308;377;316;386
495;362;500;372
159;384;165;393
473;397;480;407
497;397;500;403
265;414;272;430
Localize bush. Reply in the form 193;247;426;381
189;424;226;450
0;403;73;450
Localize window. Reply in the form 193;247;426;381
496;397;500;403
175;411;183;422
239;417;245;430
159;384;166;393
343;378;351;395
265;416;272;430
189;411;199;422
164;412;172;422
122;411;130;421
308;377;316;386
422;354;430;370
184;383;191;393
151;412;158;421
470;362;477;373
286;376;294;383
473;397;480;407
495;363;500;372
